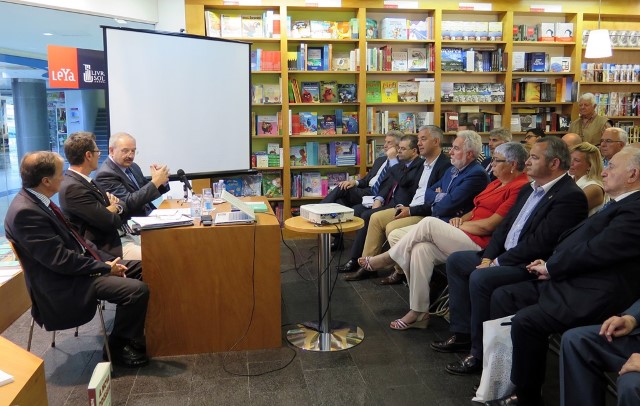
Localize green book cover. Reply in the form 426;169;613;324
366;81;381;103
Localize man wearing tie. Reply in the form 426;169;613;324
60;132;141;260
95;132;170;218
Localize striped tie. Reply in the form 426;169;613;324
371;162;388;196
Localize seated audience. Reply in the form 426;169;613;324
569;142;607;215
431;137;588;377
600;127;628;167
60;132;141;260
561;132;582;148
480;128;512;181
95;132;170;218
359;143;529;329
343;130;488;281
560;298;640;406
5;151;149;368
523;128;545;146
486;146;640;406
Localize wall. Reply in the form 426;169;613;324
4;0;159;23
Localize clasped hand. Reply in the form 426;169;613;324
526;259;550;280
106;257;128;277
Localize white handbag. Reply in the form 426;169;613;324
472;315;516;402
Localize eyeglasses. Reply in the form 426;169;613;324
119;148;138;155
599;139;624;145
92;150;102;155
524;135;538;140
491;157;507;163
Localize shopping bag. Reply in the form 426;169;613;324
472;315;515;402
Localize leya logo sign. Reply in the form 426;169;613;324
48;45;106;89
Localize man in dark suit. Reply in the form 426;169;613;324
485;146;640;406
94;132;170;218
337;134;425;273
59;132;141;260
322;131;401;251
560;298;640;406
481;128;512;181
5;151;149;368
345;129;488;281
431;137;588;376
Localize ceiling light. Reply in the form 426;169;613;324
114;19;127;24
43;32;54;36
585;0;612;59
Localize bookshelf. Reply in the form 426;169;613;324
185;0;640;224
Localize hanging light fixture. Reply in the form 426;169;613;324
585;0;612;58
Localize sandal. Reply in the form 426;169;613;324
357;256;374;271
390;314;429;330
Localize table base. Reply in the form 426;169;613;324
286;321;364;351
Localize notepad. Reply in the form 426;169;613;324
245;202;268;213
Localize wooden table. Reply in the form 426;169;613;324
284;216;365;352
141;197;281;356
0;337;47;406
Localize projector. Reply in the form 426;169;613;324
300;203;354;225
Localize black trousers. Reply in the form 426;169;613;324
321;185;371;207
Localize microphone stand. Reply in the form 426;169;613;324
182;182;189;203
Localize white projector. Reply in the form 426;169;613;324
300;203;354;225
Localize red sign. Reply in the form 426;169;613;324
48;45;79;89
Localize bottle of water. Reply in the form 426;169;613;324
190;194;202;220
218;179;226;197
202;188;214;214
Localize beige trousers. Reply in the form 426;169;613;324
361;208;424;257
388;217;481;312
122;234;142;261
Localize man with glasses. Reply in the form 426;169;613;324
600;127;628;167
95;132;170;218
60;132;142;260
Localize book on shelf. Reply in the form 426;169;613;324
443;111;459;132
512;52;525;72
397;81;418;102
365;18;378;39
536;23;555;41
387;111;400;132
302;172;323;197
441;48;463;72
320;81;337;103
398;112;416;133
488;22;503;41
415;78;435;102
291;20;311;38
256;115;279;136
88;362;111;406
242;174;263;196
391;51;408;71
306;47;323;71
555;23;574;42
416;112;434;128
318;143;330;165
310;20;332;39
327;172;349;190
290;145;308;166
337;83;357;103
242;15;264;38
262;171;283;198
408;48;428;71
441;82;454;102
221;15;242;37
305;141;319;165
366;81;382;103
222;178;243;196
381;80;398;103
262;83;281;104
252;84;263;104
380;17;408;40
204;11;221;37
333;21;352;39
342;111;359;134
331;51;351;71
549;57;571;73
408;18;432;40
300;82;320;103
299;112;318;135
330;141;357;165
318;114;337;135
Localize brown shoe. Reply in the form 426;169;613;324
378;271;406;285
343;267;377;281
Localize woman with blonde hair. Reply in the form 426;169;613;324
569;142;607;216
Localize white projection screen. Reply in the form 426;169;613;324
103;27;251;178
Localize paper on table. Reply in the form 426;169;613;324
0;369;14;387
130;215;193;229
149;208;191;217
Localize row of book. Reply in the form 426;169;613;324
289;44;359;72
441;47;506;72
253;143;283;168
583;30;640;48
512;53;571;73
289;80;357;104
290;110;359;136
250;50;281;72
291;172;354;198
510;107;571;133
252;83;281;105
441;83;506;103
615;123;640;143
366;79;435;103
580;63;640;83
441;21;503;41
512;77;575;103
366;46;435;72
441;111;503;133
593;93;640;117
365;139;387;165
254;112;282;136
290;141;359;167
366;110;434;135
218;170;284;199
205;11;280;38
513;23;574;42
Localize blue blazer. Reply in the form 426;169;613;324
414;160;489;220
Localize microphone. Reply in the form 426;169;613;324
177;169;192;190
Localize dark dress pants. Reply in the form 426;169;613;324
321;185;371;207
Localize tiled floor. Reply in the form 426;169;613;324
3;238;566;406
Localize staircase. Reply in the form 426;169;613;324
93;108;109;167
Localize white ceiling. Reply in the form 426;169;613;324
0;1;154;90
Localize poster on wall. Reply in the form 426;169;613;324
47;45;106;89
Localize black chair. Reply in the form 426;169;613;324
9;242;112;369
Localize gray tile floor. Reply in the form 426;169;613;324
2;239;566;406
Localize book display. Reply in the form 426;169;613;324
185;0;640;224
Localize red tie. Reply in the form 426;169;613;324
49;201;101;261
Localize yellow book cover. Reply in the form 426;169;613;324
380;80;398;103
523;83;540;103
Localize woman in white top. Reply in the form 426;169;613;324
569;142;607;216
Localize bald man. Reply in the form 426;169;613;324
562;133;582;148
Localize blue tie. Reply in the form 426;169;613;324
371;162;388;196
125;168;140;190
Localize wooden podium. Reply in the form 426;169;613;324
141;197;281;356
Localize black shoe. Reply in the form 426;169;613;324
445;354;482;375
337;259;359;273
105;344;149;368
485;394;519;406
343;267;378;281
129;337;147;353
430;334;472;353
